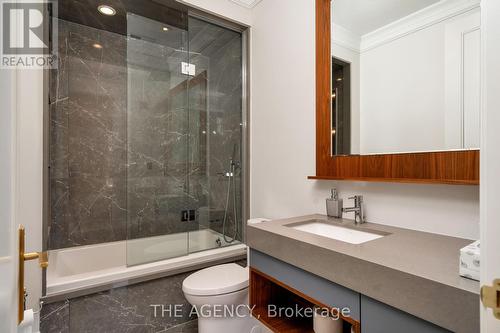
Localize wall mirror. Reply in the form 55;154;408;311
312;0;479;185
330;0;481;156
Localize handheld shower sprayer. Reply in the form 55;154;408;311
222;144;240;243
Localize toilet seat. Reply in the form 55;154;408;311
182;263;249;296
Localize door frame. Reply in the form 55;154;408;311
0;2;46;328
480;0;500;331
0;67;18;333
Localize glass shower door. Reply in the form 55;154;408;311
125;12;244;266
186;17;244;253
126;12;191;265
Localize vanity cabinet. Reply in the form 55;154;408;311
250;250;450;333
250;250;360;332
250;249;360;320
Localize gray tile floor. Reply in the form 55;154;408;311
41;271;196;333
41;260;247;333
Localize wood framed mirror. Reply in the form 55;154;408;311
310;0;479;185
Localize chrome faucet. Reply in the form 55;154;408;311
342;195;365;224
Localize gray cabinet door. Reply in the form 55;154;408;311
250;249;361;321
360;295;451;333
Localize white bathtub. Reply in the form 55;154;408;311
46;229;246;298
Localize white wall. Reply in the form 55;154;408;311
361;22;446;154
445;10;481;149
360;9;481;154
250;0;479;240
250;0;316;219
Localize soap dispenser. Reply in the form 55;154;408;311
326;189;343;218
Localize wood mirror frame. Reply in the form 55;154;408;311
309;0;479;185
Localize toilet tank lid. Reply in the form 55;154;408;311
182;263;249;296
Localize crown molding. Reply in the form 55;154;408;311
229;0;263;9
332;23;361;53
360;0;480;52
333;0;481;54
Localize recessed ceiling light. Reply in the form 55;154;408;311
98;5;116;16
162;27;169;32
92;43;103;49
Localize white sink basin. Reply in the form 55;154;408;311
289;221;385;244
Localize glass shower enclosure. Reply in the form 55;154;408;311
48;0;246;267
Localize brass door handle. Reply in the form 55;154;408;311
18;225;48;325
23;251;49;268
481;279;500;320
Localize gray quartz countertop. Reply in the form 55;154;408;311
247;214;479;333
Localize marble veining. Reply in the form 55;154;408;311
49;17;243;251
41;260;246;332
40;300;70;333
42;271;196;333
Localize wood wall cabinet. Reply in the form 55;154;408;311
312;0;480;185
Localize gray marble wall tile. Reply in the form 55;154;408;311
125;36;193;240
40;257;247;333
49;17;244;250
41;269;204;333
49;20;129;249
40;300;70;333
70;273;195;333
164;320;198;333
201;22;243;243
182;17;243;245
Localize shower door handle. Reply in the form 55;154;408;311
18;225;48;324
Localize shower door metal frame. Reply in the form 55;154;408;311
241;28;250;244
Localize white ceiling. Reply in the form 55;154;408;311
229;0;263;8
333;0;442;36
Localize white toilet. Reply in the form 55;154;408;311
182;263;262;333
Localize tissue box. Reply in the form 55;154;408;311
459;240;480;281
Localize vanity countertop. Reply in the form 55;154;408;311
247;214;479;333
